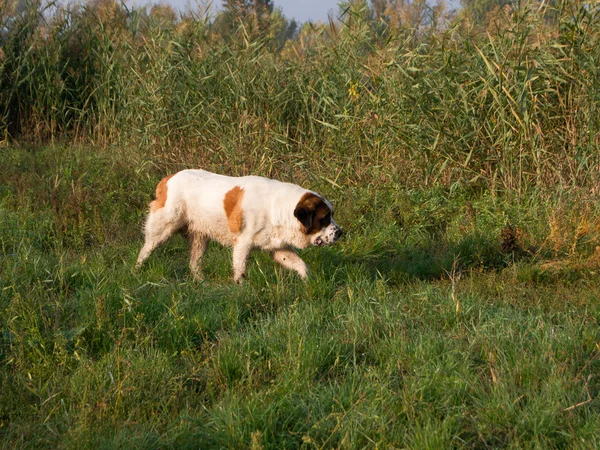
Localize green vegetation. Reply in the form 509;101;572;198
2;0;600;447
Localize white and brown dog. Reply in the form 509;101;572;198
136;170;343;282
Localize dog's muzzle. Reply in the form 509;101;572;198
315;227;343;246
334;228;343;240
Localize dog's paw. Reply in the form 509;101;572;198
234;273;246;284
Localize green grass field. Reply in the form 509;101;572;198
2;0;600;447
1;144;599;448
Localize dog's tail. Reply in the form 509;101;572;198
149;173;176;212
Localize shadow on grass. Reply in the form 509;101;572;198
319;231;519;284
137;226;525;286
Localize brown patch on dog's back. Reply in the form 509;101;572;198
294;192;331;234
224;186;245;233
150;173;176;212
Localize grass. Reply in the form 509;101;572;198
2;0;600;446
1;144;600;448
1;0;600;191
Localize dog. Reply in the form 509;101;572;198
135;170;343;282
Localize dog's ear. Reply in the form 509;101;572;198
294;204;313;231
294;193;322;233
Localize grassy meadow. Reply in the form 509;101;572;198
2;0;600;448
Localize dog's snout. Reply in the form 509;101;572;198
335;228;343;239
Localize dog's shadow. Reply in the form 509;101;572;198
142;228;513;286
311;231;511;284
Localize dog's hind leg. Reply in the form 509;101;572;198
189;233;209;281
136;210;182;268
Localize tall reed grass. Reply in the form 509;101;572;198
1;0;599;190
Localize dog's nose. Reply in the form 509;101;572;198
335;228;343;239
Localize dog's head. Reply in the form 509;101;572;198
294;192;343;247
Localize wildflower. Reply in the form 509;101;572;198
348;82;359;100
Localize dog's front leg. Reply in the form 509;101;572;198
232;240;252;283
271;248;309;280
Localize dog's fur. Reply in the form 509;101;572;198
136;170;342;282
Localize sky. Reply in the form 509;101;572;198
132;0;342;23
270;0;341;23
